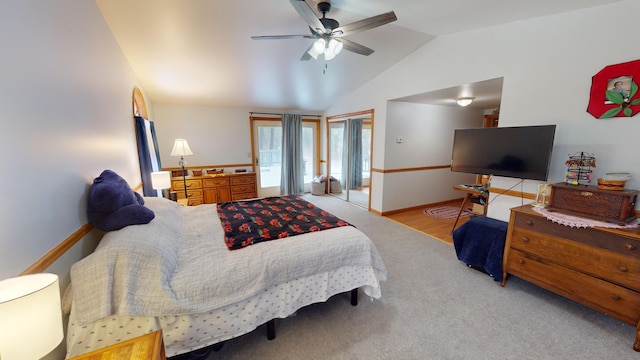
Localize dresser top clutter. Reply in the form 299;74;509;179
547;182;638;225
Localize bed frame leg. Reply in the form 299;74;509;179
351;288;358;306
266;319;276;340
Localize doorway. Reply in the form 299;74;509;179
326;110;373;209
251;117;319;198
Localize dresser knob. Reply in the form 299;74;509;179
526;219;533;226
611;294;621;301
521;237;529;243
625;244;636;251
518;259;525;264
619;266;629;272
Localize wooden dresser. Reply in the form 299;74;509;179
171;172;257;205
501;205;640;351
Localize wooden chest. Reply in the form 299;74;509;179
548;183;637;224
501;205;640;351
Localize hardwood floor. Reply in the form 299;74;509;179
384;200;472;244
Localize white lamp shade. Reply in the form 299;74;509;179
151;171;171;190
0;273;63;360
170;139;193;156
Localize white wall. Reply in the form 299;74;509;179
152;104;254;170
380;101;481;210
151;105;324;175
0;1;145;282
326;0;640;218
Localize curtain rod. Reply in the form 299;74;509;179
249;111;321;118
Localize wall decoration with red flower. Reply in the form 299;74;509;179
587;59;640;119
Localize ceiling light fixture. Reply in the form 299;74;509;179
307;38;343;61
456;97;475;107
324;39;343;61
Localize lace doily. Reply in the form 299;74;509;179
531;205;639;229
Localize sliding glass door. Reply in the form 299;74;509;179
327;118;371;208
252;118;319;198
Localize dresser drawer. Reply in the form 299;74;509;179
176;189;202;199
231;193;256;201
512;212;640;259
231;184;255;194
203;177;229;187
186;198;203;206
511;227;640;291
172;179;202;191
506;249;640;325
231;175;255;185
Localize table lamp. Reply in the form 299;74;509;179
0;273;63;360
151;171;172;198
170;139;194;199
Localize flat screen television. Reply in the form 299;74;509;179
451;125;556;181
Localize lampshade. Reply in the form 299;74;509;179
324;39;341;61
170;139;193;157
151;171;171;190
456;97;475;107
0;273;63;360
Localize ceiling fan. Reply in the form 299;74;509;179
251;0;397;61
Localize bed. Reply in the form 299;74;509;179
66;196;387;358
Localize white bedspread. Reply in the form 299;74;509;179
71;197;387;325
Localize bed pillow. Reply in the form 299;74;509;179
87;170;155;231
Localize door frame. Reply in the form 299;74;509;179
325;109;374;211
249;115;321;198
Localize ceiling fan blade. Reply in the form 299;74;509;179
290;0;326;35
251;35;314;40
332;11;397;37
339;38;374;56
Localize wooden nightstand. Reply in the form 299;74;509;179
68;330;165;359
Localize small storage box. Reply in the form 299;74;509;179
311;182;324;195
548;182;638;224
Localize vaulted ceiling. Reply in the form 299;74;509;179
97;0;619;112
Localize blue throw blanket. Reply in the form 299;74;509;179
452;216;508;281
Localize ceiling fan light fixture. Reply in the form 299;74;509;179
323;39;342;61
313;38;326;54
456;97;475;107
328;38;343;55
307;46;320;60
324;48;337;61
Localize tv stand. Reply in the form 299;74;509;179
451;184;489;232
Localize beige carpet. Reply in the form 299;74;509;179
204;195;637;360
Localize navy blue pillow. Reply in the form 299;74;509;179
87;170;155;231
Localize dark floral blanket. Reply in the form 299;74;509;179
217;196;352;250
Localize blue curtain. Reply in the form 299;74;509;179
340;122;347;189
348;118;363;189
135;116;162;196
339;119;363;190
280;114;304;195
